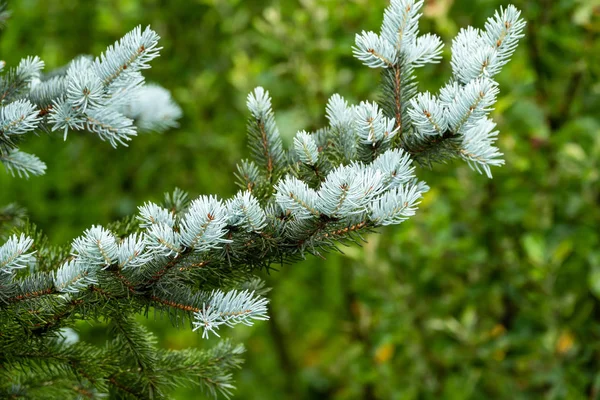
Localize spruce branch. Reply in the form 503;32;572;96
93;25;161;89
246;87;286;186
1;24;180;177
0;98;39;137
381;0;423;52
325;94;356;162
155;340;244;399
192;289;269;339
180;196;230;253
353;31;397;68
0;149;46;177
294;130;319;166
0;233;35;273
0;56;44;104
226;191;267;233
53;260;98;294
0;2;526;398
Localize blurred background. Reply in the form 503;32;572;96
1;0;599;398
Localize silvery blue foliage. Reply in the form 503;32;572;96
47;97;86;139
445;78;499;134
275;176;320;220
381;0;423;51
145;222;182;257
66;58;104;112
326;94;356;160
93;26;160;88
137;202;176;228
406;33;444;67
15;56;45;82
451;26;495;84
71;226;118;269
122;83;182;133
484;6;526;66
316;164;364;218
226;191;267;232
326;94;354;130
348;1;525;177
118;233;152;269
0;99;39;136
370;183;423;226
53;260;98;294
180;196;230;252
0;25;181;178
408;92;447;138
354;101;398;145
397;4;523;176
246;86;272;120
353;30;397;68
363;0;445;71
192;289;269;339
0;149;46;177
44;26;164;146
452;6;526;84
371;149;415;188
0;234;35;273
294;131;319;166
84;107;137;147
246;87;286;182
459;117;504;178
317;163;384;218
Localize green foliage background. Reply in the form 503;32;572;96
1;0;599;398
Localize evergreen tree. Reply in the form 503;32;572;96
0;1;525;398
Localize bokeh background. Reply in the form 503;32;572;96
1;0;599;398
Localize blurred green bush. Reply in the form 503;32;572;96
1;0;599;398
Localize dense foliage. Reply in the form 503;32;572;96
0;0;598;399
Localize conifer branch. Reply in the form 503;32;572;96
0;1;526;397
0;25;180;177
